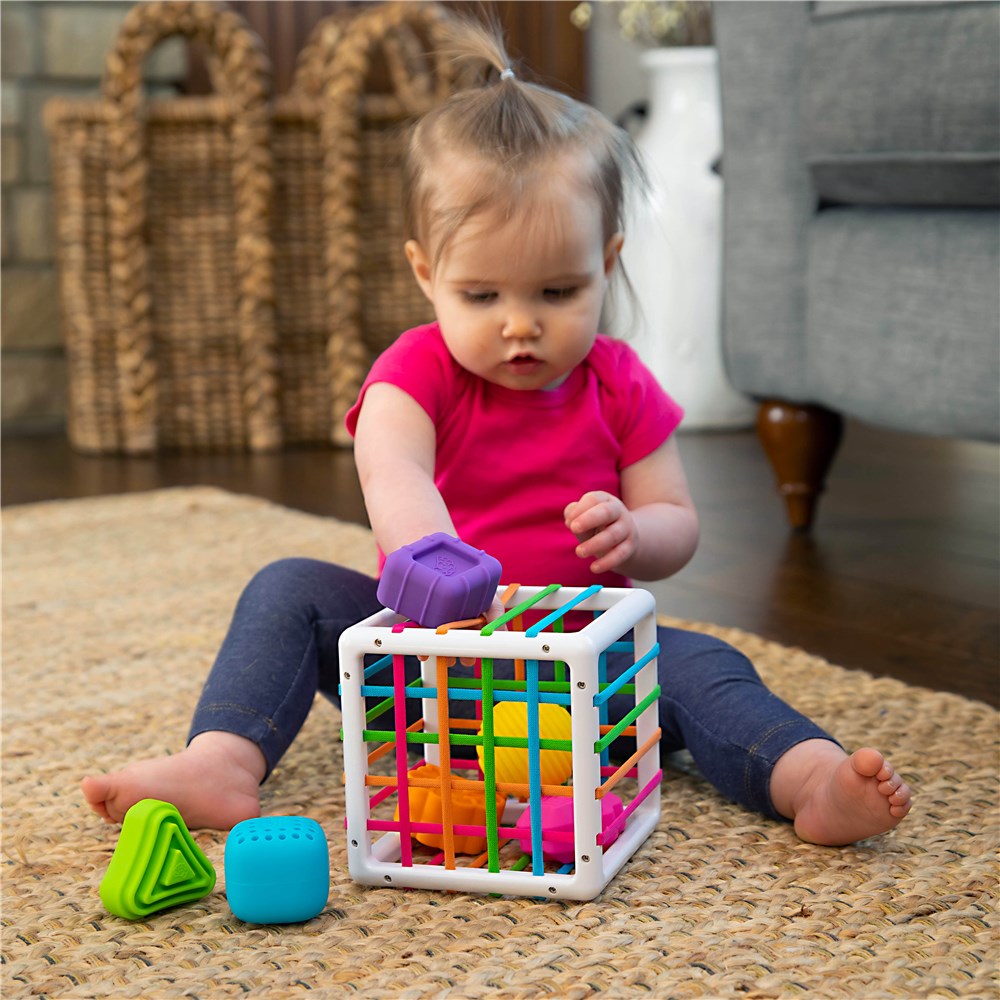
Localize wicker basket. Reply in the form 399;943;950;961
45;0;456;453
275;1;456;447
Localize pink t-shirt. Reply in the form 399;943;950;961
345;322;684;591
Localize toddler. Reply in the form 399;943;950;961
83;19;910;846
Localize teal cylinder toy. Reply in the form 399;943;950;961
224;816;329;924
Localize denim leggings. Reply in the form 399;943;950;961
188;558;836;822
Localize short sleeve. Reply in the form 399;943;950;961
598;338;684;468
344;323;454;437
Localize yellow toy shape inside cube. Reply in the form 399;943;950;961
476;701;574;787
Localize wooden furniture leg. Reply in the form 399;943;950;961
756;400;844;531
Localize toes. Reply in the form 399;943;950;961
878;773;902;796
102;795;127;824
81;776;114;821
851;747;885;778
889;783;911;807
81;773;109;799
91;801;113;822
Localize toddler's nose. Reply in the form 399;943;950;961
502;311;541;339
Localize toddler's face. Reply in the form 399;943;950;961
406;158;622;392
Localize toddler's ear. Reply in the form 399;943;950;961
405;240;434;300
604;233;625;276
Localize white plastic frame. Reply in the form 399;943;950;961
338;585;661;900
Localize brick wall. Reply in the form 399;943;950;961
1;1;185;434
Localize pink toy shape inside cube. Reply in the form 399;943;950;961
377;533;502;628
515;794;625;864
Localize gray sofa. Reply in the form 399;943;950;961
714;1;999;528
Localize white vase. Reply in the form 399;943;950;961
617;47;754;430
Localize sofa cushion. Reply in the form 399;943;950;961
805;207;1000;441
801;2;1000;207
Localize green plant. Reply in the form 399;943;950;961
571;1;714;47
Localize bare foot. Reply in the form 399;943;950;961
80;732;267;830
770;741;913;846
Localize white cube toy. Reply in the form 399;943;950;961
338;584;662;900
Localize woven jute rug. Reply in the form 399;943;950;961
3;487;997;999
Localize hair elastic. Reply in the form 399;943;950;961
500;66;516;81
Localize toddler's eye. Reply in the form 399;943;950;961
462;291;497;304
544;287;578;302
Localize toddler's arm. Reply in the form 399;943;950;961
564;436;699;581
354;382;507;626
353;382;457;553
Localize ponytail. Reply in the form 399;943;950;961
403;14;645;265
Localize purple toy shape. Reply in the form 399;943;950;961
377;533;502;628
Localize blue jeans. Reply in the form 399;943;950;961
189;558;837;821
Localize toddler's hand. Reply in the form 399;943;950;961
486;593;508;625
564;491;638;575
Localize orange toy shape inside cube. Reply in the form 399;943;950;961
395;764;506;854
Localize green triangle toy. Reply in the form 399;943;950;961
100;798;216;920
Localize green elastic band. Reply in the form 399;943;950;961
481;585;562;636
481;658;500;872
594;686;660;753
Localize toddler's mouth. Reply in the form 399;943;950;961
506;354;541;373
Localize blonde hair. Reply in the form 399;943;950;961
403;15;645;268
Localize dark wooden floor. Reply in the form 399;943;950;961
4;422;998;707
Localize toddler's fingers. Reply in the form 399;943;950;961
419;654;457;667
455;596;507;664
564;491;611;529
587;535;636;575
486;595;508;627
568;505;612;538
576;524;616;561
573;503;626;547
